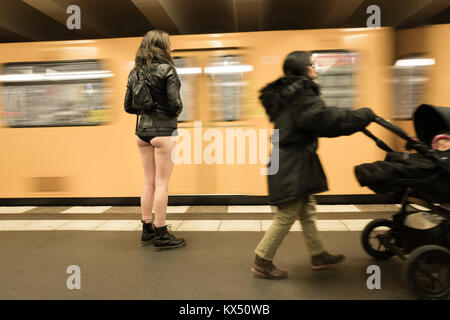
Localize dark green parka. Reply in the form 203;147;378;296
260;75;374;205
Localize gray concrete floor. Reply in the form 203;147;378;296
0;230;418;300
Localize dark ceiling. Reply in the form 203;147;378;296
0;0;448;43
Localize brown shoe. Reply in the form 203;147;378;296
251;255;288;279
311;251;345;270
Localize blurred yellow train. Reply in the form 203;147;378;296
0;25;448;203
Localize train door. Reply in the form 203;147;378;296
169;54;203;194
170;49;256;195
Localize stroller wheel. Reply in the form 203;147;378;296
361;219;397;260
403;245;450;300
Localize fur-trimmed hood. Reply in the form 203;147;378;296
259;75;320;122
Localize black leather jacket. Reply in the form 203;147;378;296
124;54;183;136
259;75;375;205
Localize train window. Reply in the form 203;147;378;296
173;56;200;122
312;51;360;109
205;55;252;121
392;56;435;120
0;60;112;127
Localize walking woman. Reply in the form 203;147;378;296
252;51;375;278
124;30;185;251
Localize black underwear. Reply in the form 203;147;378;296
137;135;155;143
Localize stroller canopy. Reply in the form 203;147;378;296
414;104;450;147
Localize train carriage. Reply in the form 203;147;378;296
0;25;447;202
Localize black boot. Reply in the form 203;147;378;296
141;220;156;243
153;225;186;251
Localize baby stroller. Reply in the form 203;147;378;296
354;104;450;300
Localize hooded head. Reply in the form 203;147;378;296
259;51;320;122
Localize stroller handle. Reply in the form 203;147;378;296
361;129;394;153
373;116;411;141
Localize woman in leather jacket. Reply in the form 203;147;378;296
252;51;375;278
124;30;185;251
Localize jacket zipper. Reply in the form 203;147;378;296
136;109;140;131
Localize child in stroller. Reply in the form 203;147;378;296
354;104;450;300
432;132;450;151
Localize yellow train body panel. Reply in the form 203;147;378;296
0;26;446;199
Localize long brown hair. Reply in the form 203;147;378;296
135;30;173;67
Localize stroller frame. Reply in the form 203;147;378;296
359;106;450;300
376;188;449;257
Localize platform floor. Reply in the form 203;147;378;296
0;204;434;300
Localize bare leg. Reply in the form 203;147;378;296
150;136;175;228
136;136;156;223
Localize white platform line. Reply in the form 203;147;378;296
0;204;397;214
0;219;369;232
315;205;360;213
61;206;112;214
55;220;108;230
0;220;34;230
0;207;37;214
260;220;272;231
17;220;72;231
177;220;221;231
166;206;190;214
227;206;273;213
219;220;261;231
95;220;141;231
315;220;350;231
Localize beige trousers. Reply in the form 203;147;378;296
255;195;325;260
